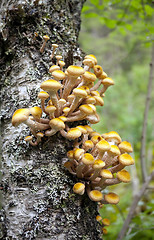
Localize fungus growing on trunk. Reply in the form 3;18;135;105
40;35;50;53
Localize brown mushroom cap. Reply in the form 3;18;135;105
96;139;111;152
104;192;120;204
52;70;65;80
38;91;49;100
40;79;62;92
89;190;103;201
117;169;131;183
67;128;82;139
82;153;95;165
100;169;113;179
102;131;122;144
82;71;97;82
67;65;85;77
49;118;65;130
73;87;88;98
73;182;85;195
93;159;105;169
118;141;133;153
119;153;134;166
49;65;60;73
12;108;30;127
30;106;42;120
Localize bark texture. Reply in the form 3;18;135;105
0;0;102;239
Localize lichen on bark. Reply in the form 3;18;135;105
0;0;102;239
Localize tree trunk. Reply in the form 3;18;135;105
0;0;102;239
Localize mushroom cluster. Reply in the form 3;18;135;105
66;128;134;204
11;39;134;230
12;39;114;144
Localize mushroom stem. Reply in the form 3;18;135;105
90;80;102;91
48;91;60;116
40;35;50;53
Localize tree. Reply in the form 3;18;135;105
0;1;102;239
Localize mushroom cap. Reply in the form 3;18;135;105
82;71;97;82
91;90;100;96
40;79;62;92
12;108;30;127
38;91;49;100
118;141;133;153
67;128;82;139
30;106;42;119
67;65;85;77
83;58;95;68
82;153;95;165
73;148;85;160
79;104;94;115
102;228;108;235
94;96;104;106
93;65;103;78
119;153;134;166
76;125;87;134
59;60;65;67
96;139;111;152
73;87;88;98
45;105;56;113
36;132;44;138
43;35;50;41
102;77;114;86
102;218;110;226
84;96;96;104
73;183;85;195
100;169;113;179
91;135;103;145
52;70;65;80
96;215;102;221
67;150;74;160
84;54;97;65
89;190;103;202
117;169;131;183
83;125;93;133
93;159;105;169
83;140;94;150
104;192;120;204
49;65;60;73
58;116;67;122
52;43;58;48
49;118;65;130
59;98;66;105
102;131;122;144
100;71;108;79
80;85;90;94
63;107;70;115
25;136;33;141
108;145;121;156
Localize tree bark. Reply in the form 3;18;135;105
0;1;102;239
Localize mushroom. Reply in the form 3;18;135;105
95;139;111;159
108;153;135;173
40;35;50;53
118;141;133;153
101;192;120;205
102;218;110;226
50;43;58;60
78;71;96;87
66;104;94;122
76;153;95;178
88;189;103;202
40;79;62;116
102;131;122;145
88;159;106;181
12;108;49;134
45;105;56;119
62;65;85;99
99;77;114;95
73;182;85;195
30;106;42;122
45;117;65;136
93;169;113;189
38;91;49;113
49;65;60;74
68;87;88;114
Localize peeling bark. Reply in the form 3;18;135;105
0;0;102;239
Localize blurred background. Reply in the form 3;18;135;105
79;0;154;239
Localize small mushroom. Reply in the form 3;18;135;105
40;35;50;53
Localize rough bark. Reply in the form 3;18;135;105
0;1;102;239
